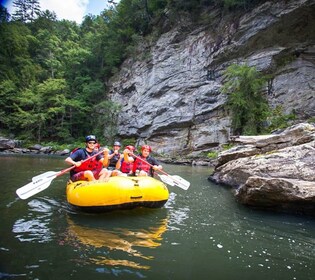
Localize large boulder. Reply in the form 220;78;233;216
209;123;315;215
217;123;315;166
236;177;315;215
0;137;19;150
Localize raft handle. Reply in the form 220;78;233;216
130;196;143;199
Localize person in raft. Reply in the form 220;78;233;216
116;145;136;176
105;141;123;174
65;135;109;182
131;145;162;177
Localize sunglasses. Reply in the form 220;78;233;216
88;141;96;144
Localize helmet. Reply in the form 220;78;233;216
85;135;97;142
113;141;121;146
141;145;152;152
126;145;135;151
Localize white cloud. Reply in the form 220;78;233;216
39;0;89;23
6;0;106;23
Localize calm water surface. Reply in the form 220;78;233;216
0;155;314;280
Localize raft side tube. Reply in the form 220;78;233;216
66;176;169;211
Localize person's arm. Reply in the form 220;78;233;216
101;148;109;167
65;151;81;167
108;149;119;160
151;157;162;171
123;149;134;163
115;154;124;170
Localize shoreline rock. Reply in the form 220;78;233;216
0;138;70;156
208;123;315;216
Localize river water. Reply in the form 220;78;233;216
0;154;314;280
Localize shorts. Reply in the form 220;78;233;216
71;170;100;182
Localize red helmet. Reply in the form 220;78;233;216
126;145;135;151
141;145;152;152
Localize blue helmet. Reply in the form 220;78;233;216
85;135;97;142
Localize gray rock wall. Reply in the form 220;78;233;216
108;0;315;155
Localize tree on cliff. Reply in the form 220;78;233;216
12;0;41;22
222;64;269;135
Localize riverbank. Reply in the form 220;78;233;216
0;140;70;156
0;138;215;166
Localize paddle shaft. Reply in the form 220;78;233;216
130;152;185;186
57;165;76;177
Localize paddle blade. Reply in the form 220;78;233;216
158;174;175;186
171;175;190;190
158;174;190;190
32;171;59;182
16;175;57;200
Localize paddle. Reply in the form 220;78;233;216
130;153;190;190
16;150;104;200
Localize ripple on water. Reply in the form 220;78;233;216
203;213;315;279
12;197;67;243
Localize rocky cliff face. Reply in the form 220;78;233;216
108;0;315;156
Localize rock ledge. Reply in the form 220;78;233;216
208;123;315;216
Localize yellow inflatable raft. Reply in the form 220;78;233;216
66;176;169;212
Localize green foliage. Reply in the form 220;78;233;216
0;4;10;22
207;151;219;159
222;64;270;135
41;141;83;152
0;0;268;145
12;78;70;142
0;80;18;128
121;138;137;148
0;22;36;86
222;143;234;150
267;106;296;131
308;116;315;123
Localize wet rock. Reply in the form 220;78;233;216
55;149;70;156
40;146;53;154
29;144;42;151
209;123;315;216
235;177;315;215
0;137;18;150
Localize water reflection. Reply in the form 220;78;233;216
165;192;190;233
13;198;55;243
62;213;168;270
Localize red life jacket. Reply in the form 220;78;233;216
120;159;133;173
94;160;103;172
72;149;101;173
132;155;151;174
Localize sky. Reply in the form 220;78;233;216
2;0;118;24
